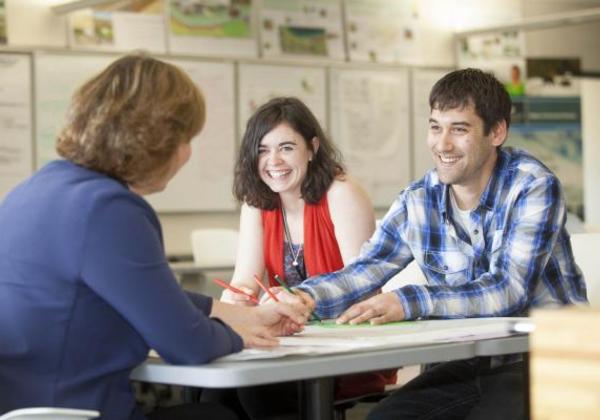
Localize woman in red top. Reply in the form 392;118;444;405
228;97;374;296
216;97;396;419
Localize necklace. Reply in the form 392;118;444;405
281;206;307;279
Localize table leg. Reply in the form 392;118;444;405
523;352;530;420
298;377;334;420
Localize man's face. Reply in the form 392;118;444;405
427;103;505;191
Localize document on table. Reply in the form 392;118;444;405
217;317;527;362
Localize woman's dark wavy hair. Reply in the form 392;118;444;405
233;97;344;210
429;68;512;135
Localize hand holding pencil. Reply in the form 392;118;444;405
214;278;259;306
271;274;320;322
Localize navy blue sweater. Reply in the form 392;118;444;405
0;160;242;419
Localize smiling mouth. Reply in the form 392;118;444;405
438;155;460;164
267;169;292;178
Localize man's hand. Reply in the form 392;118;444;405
271;287;316;312
336;292;405;325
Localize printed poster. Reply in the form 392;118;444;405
0;0;6;44
345;0;421;64
168;0;258;57
68;0;166;53
260;0;344;61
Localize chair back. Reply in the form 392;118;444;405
0;408;99;420
570;233;600;307
190;228;239;269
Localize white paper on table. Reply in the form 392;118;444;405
215;318;525;362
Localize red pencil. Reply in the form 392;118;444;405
253;275;279;302
212;278;259;304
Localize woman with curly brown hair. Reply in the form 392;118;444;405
0;55;308;420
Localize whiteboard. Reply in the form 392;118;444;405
0;53;33;201
238;63;327;138
146;59;236;212
34;52;116;167
411;68;450;181
329;67;410;208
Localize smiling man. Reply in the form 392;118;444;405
288;68;587;419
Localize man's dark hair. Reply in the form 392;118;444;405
429;68;512;134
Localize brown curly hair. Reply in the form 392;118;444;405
56;54;205;189
233;97;344;210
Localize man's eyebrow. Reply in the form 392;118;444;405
428;118;472;127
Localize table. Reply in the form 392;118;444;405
169;262;234;293
131;333;528;420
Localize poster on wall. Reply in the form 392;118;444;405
507;58;583;218
168;0;258;57
0;0;6;44
238;63;326;138
457;30;526;94
259;0;344;61
0;54;32;201
344;0;421;64
525;58;580;97
329;68;410;208
68;0;166;53
34;53;115;168
145;59;237;212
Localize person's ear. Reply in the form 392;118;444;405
490;120;508;147
310;137;320;160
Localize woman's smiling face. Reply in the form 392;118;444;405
257;123;318;197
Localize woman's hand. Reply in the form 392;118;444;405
220;286;258;306
253;299;311;337
212;299;311;348
231;323;282;348
336;292;405;325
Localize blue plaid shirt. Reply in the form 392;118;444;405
298;148;587;320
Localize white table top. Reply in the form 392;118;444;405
131;335;527;388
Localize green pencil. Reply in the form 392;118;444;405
274;274;321;322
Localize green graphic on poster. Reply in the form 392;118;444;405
170;0;253;38
0;0;7;44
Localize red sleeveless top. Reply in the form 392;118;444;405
261;195;397;399
262;195;343;287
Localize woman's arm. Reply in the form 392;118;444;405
224;203;265;304
327;176;376;264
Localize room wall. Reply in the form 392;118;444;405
524;0;600;71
